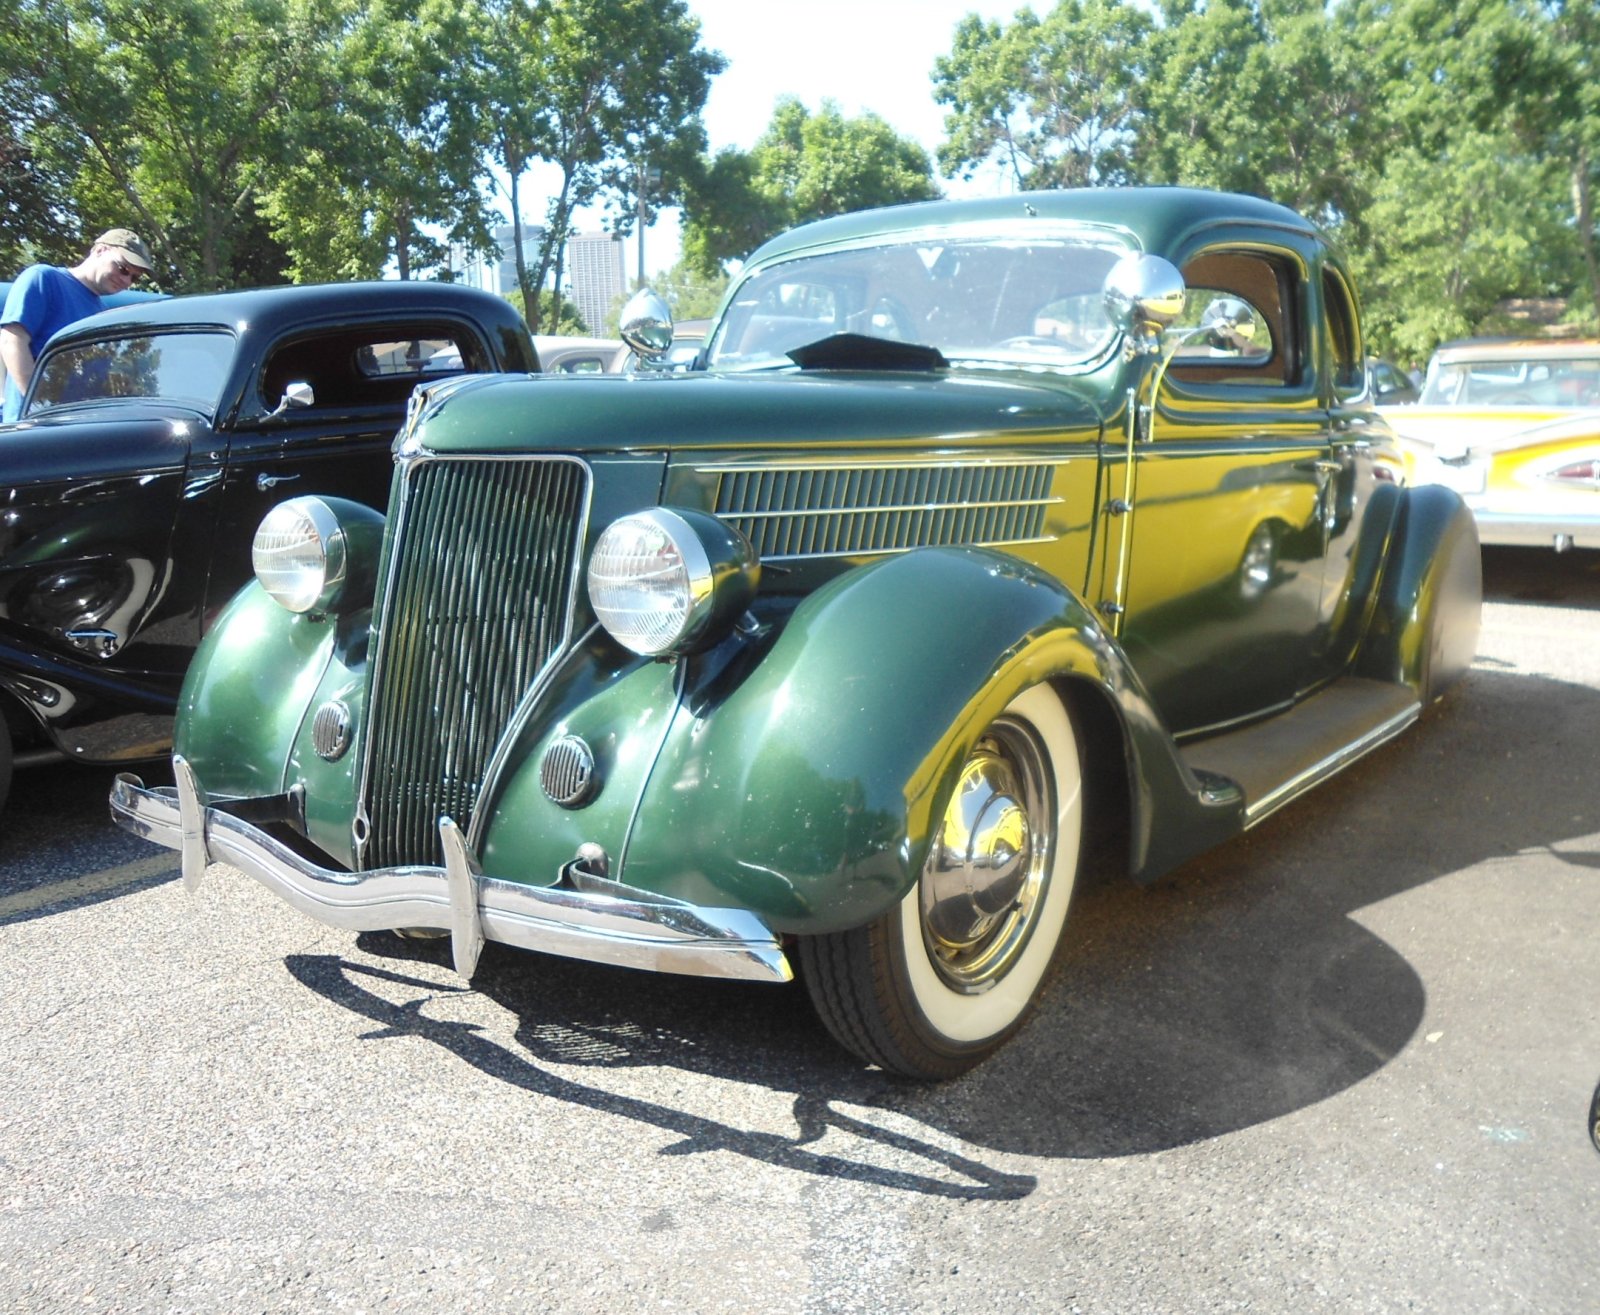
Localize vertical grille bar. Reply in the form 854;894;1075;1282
361;457;587;867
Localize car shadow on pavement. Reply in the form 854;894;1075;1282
1482;543;1600;610
0;759;176;919
282;659;1598;1196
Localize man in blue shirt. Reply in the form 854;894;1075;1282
1;228;155;422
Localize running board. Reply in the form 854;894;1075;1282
1178;678;1420;828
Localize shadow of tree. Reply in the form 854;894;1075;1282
279;661;1599;1187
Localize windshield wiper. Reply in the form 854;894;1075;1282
786;333;948;373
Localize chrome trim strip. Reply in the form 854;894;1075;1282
111;768;793;986
718;496;1061;520
746;534;1058;564
692;455;1079;473
470;621;605;849
1242;701;1420;828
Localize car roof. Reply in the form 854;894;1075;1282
742;187;1319;269
532;335;625;353
45;280;524;346
1432;338;1600;363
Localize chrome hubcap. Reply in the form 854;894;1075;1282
1240;524;1274;599
919;718;1052;991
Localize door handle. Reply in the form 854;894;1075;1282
1312;458;1342;474
257;472;301;492
65;628;120;656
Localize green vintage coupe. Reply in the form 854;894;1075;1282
112;189;1481;1078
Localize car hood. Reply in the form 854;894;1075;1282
1384;405;1600;457
406;369;1107;456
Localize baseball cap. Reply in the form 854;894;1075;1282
96;228;154;272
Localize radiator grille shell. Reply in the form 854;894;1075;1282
359;456;589;867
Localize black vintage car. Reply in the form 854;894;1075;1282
0;282;536;810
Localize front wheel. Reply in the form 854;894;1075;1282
799;685;1083;1079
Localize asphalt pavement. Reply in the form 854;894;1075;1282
1;546;1597;1313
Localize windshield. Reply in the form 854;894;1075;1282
28;330;235;416
1420;354;1600;407
707;232;1131;372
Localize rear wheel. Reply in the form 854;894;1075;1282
0;731;11;816
799;685;1083;1079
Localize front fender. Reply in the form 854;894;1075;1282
615;547;1240;934
173;583;343;801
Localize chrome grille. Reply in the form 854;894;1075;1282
361;457;588;867
703;460;1059;560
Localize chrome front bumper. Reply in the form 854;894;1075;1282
110;757;792;985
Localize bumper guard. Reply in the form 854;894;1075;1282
110;756;792;985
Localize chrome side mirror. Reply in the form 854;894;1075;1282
1103;254;1186;357
619;288;674;360
267;380;314;418
1196;296;1258;353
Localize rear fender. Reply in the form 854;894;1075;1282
1356;484;1482;700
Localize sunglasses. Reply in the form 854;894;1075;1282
111;257;141;279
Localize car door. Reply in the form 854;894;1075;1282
1104;239;1337;736
1307;263;1404;679
0;408;205;755
205;318;494;622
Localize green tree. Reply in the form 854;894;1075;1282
933;0;1154;189
475;0;722;331
1344;0;1591;349
507;287;589;335
258;0;492;282
680;97;940;275
1141;0;1373;225
3;0;322;289
0;124;74;273
652;257;730;321
1351;138;1574;361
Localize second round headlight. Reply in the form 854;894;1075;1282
587;508;758;656
250;495;386;615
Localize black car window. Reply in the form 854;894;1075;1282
260;323;484;412
28;330;235;416
1321;268;1364;398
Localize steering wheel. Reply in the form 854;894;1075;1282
865;297;914;342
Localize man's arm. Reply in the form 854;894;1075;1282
0;324;36;395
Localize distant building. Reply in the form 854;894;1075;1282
567;232;626;334
451;223;546;297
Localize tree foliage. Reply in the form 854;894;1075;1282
1;0;719;301
475;0;723;331
258;0;492;284
932;0;1600;359
680;97;940;276
934;0;1154;189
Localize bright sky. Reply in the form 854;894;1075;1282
596;0;1040;275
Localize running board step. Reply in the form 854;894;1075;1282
1178;677;1420;828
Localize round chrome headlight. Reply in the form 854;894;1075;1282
252;497;351;614
587;508;759;656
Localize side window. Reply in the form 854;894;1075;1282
260;322;484;412
1170;250;1299;389
1322;267;1364;398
